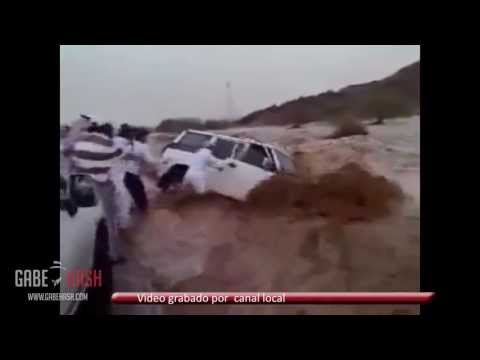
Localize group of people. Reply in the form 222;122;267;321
61;115;158;264
61;114;228;264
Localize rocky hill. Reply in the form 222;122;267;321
237;61;420;126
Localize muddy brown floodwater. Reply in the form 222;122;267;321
112;117;420;315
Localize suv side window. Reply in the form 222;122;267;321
240;144;274;172
212;138;236;159
273;149;296;174
233;143;248;160
264;147;278;172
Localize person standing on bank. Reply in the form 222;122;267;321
68;122;126;264
114;127;156;213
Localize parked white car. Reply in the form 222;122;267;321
158;130;296;200
60;174;110;315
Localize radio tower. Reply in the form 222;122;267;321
225;81;236;120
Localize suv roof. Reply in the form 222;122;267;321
184;129;291;158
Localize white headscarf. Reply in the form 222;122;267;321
62;115;92;150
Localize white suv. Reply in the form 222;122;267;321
159;130;296;200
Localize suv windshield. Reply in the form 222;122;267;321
211;138;236;159
166;132;213;153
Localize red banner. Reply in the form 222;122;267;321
111;292;434;305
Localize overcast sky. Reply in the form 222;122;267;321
60;45;420;126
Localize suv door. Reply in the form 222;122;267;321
209;142;276;200
205;137;238;197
